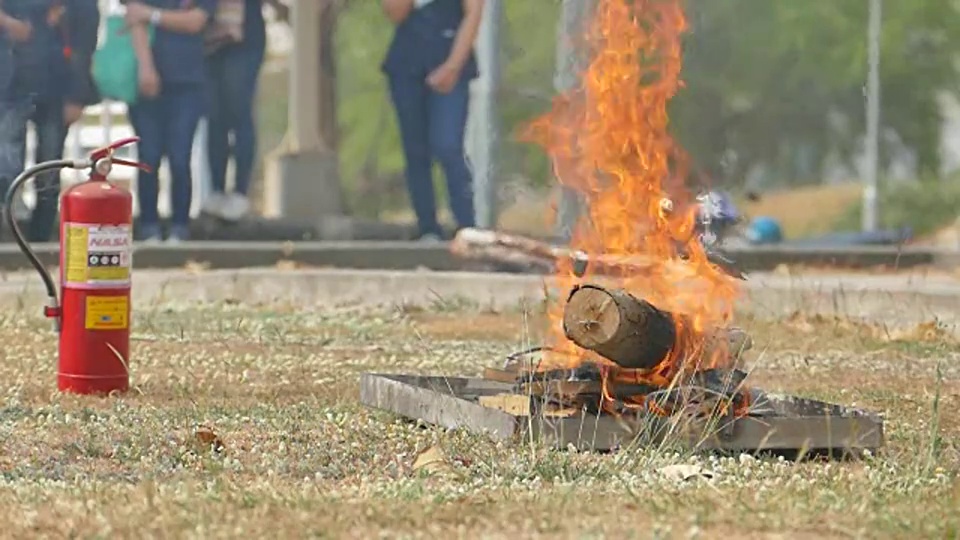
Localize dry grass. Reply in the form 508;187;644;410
739;183;864;239
0;302;957;539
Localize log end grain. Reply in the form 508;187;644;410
562;285;624;349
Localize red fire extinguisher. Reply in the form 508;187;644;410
4;137;150;395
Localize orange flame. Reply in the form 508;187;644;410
524;0;742;384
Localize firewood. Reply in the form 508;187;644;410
478;394;531;416
449;228;746;280
450;227;655;276
562;284;677;370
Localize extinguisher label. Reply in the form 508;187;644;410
85;296;129;330
64;222;133;288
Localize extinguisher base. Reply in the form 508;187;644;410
58;374;129;396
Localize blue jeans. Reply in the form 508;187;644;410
0;98;33;198
26;100;67;242
387;73;475;237
129;84;205;236
0;97;65;242
205;40;264;196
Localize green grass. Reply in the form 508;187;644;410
832;178;960;239
0;301;957;537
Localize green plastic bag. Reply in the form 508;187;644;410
92;15;155;105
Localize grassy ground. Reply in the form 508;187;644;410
0;302;958;538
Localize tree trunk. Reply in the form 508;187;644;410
318;0;341;153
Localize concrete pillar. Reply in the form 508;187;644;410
552;0;596;243
466;0;503;230
262;0;343;222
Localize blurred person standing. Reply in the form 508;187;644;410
200;0;276;222
125;0;216;243
0;0;100;238
381;0;484;241
0;0;33;205
20;0;101;242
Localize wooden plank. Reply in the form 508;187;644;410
520;379;601;398
482;367;519;384
479;394;532;416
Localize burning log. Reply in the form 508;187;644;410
562;284;676;370
562;284;752;370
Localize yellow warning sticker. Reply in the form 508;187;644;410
85;296;129;330
64;224;89;284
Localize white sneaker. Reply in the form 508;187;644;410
219;192;251;222
11;195;30;221
201;192;227;219
417;232;443;243
138;234;163;245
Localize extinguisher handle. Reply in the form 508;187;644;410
111;157;153;173
86;137;152;176
89;136;141;162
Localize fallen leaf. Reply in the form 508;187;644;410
184;260;211;274
785;311;815;334
194;427;225;453
275;259;301;271
660;464;717;482
877;320;952;343
412;445;452;476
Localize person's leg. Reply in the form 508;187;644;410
427;76;476;233
202;50;229;217
387;74;440;238
27;100;67;242
228;42;264;196
128;98;164;241
216;42;266;220
162;85;206;241
0;100;29;206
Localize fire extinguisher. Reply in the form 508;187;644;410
3;137;150;395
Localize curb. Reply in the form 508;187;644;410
0;242;954;274
0;268;956;327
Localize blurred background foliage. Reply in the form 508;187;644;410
254;0;960;240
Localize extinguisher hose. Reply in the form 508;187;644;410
4;160;76;306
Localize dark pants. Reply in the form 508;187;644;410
129;84;205;234
0;99;31;199
387;73;475;238
206;40;265;196
0;98;66;242
25;101;67;242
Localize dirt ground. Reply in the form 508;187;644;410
0;301;957;539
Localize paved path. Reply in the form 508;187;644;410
0;267;956;328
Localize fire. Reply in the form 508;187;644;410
524;0;741;389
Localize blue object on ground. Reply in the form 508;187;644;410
746;216;784;244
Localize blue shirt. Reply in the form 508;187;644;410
382;0;479;81
143;0;216;86
3;0;67;102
